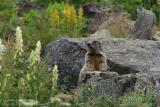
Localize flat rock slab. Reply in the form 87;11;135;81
103;39;160;74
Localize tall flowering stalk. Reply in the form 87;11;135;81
0;38;5;56
51;65;59;96
51;9;59;24
77;7;85;34
0;38;5;71
64;4;77;23
78;7;84;21
64;4;77;35
29;41;41;67
27;41;41;100
0;73;11;103
14;26;24;59
18;41;42;102
50;9;60;33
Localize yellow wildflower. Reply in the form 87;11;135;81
64;4;77;23
64;4;71;18
51;9;60;23
78;7;84;21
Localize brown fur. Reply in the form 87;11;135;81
80;40;108;73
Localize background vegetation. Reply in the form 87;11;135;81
0;0;160;106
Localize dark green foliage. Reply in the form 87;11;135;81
119;87;155;107
0;0;18;38
111;0;143;20
111;0;160;22
142;0;160;23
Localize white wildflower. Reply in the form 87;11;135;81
52;65;59;86
50;97;62;103
61;102;71;107
14;26;24;59
26;73;31;81
0;38;5;55
19;99;39;106
29;41;41;67
2;74;11;91
0;38;6;70
51;65;59;94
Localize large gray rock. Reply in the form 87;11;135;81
128;6;156;40
82;3;109;33
41;30;160;95
79;71;136;99
41;38;86;89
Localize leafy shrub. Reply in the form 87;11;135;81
0;0;18;38
0;0;16;20
0;26;59;106
21;3;85;47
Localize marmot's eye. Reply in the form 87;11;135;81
87;43;92;48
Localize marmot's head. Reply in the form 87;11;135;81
85;40;102;53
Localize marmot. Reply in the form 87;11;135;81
80;40;108;73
